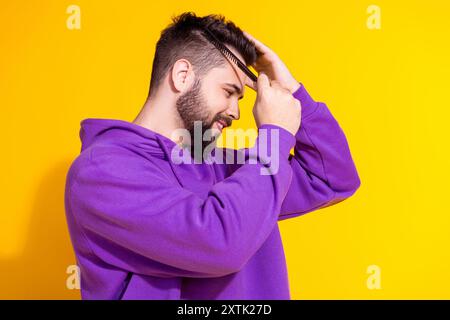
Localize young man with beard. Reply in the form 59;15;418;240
64;12;361;299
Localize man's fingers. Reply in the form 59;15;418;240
242;30;271;55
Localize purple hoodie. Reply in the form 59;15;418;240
64;83;360;300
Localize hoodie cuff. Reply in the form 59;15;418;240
292;83;320;119
257;124;296;159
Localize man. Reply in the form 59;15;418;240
64;12;360;300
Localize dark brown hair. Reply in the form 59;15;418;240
148;12;258;97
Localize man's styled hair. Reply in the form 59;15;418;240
148;12;258;97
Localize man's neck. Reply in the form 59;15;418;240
132;95;184;144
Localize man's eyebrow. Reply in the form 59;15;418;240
224;83;244;99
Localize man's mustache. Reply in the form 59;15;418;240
213;115;233;128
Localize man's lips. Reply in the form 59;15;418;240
215;119;229;131
218;120;227;128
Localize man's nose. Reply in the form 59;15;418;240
226;101;240;121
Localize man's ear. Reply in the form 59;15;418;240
171;59;195;93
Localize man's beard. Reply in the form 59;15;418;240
175;77;227;159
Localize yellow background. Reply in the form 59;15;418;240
1;0;449;299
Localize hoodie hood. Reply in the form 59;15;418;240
78;118;218;191
79;118;177;160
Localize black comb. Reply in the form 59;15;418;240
202;27;258;83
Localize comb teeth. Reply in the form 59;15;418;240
203;28;258;83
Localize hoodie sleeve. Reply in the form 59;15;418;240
67;124;295;278
277;83;361;221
